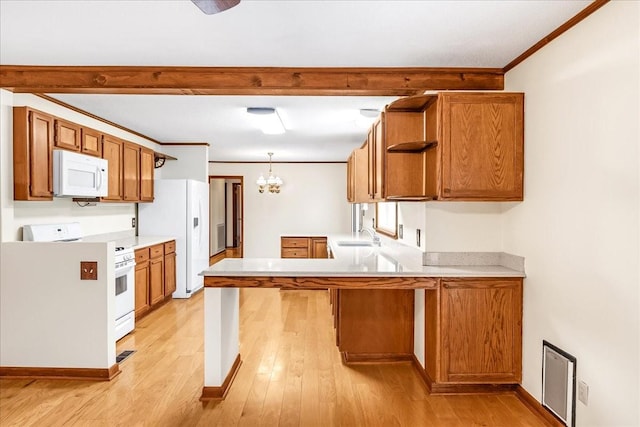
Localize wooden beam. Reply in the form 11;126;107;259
0;66;504;95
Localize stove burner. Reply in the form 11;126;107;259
115;246;125;252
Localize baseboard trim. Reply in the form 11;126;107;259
411;355;433;392
0;363;121;381
341;352;413;364
410;355;518;394
515;385;565;427
200;354;242;401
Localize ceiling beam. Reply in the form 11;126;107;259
0;66;503;95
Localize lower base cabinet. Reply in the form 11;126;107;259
336;289;414;362
134;240;176;320
330;277;523;392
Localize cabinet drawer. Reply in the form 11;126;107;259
281;247;309;258
135;248;149;263
281;237;309;248
150;244;164;259
164;240;176;254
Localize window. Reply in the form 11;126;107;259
375;202;397;238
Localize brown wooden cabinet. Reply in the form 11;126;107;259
54;118;81;151
140;147;154;202
102;135;124;201
347;144;369;203
123;142;140;201
438;93;524;200
348;92;524;202
164;241;177;297
13;106;156;203
134;247;151;319
281;236;328;259
336;289;414;362
80;127;103;157
12;107;54;200
135;240;176;320
149;244;165;306
421;277;523;392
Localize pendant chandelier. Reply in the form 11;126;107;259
256;152;283;194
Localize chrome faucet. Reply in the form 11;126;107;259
360;227;381;246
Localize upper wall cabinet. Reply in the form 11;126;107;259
102;135;124;201
348;92;524;202
13;107;54;200
140;147;155;202
347;143;369;203
81;127;103;157
13;106;155;203
436;93;523;200
54;118;81;152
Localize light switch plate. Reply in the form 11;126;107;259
80;261;98;280
398;224;403;239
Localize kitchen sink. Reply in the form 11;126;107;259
336;240;375;247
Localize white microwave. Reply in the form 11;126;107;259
53;149;108;198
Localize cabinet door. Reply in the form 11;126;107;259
102;136;123;201
439;93;524;200
346;153;355;202
135;262;150;318
139;147;154;202
311;238;328;259
149;257;164;306
28;111;54;199
123;142;140;201
372;116;385;200
440;278;522;383
367;128;375;199
81;127;102;157
164;252;176;297
54;119;80;151
354;146;369;203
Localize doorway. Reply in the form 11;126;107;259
209;176;243;263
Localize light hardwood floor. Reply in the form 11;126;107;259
0;289;549;426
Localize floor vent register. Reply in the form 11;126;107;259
116;350;135;364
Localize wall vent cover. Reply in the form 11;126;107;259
542;340;576;426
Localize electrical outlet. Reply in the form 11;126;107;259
398;224;403;239
80;261;98;280
578;380;589;405
131;217;136;228
416;229;421;247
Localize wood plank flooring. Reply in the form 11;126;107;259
0;289;550;426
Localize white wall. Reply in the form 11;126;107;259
0;93;163;241
504;2;639;425
161;145;209;183
209;163;351;257
1;242;115;368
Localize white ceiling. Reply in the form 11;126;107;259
0;0;592;161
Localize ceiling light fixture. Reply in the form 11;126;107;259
256;152;283;194
247;107;286;135
356;108;380;127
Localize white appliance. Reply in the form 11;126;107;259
114;247;136;341
53;149;108;197
22;222;135;341
138;179;209;298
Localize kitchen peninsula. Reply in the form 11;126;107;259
201;235;525;400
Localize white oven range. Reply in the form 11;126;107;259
114;246;135;341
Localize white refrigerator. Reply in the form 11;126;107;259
138;179;209;298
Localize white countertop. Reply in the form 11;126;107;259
81;231;175;250
202;233;525;278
